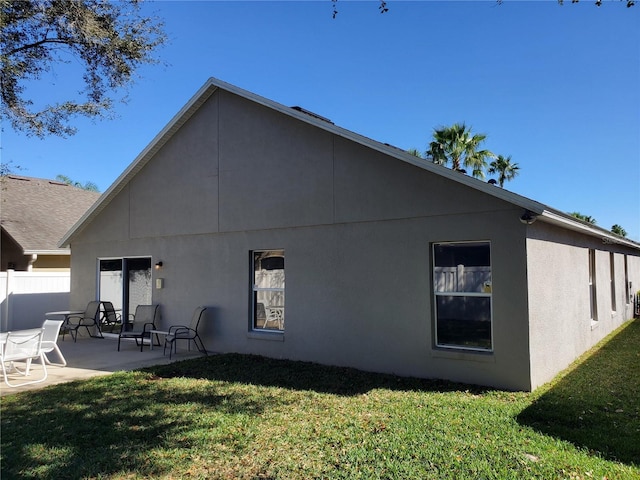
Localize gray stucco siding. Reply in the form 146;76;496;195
129;95;221;238
74;187;132;244
333;137;508;224
68;86;536;390
526;221;639;389
68;85;640;392
71;202;532;390
218;91;335;232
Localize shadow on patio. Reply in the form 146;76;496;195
0;332;205;397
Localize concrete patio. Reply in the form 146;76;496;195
1;332;206;397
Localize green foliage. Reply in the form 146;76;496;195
406;147;423;158
427;123;495;179
611;224;627;237
55;174;99;192
0;160;23;177
488;154;519;188
570;212;597;225
0;0;166;137
2;320;639;479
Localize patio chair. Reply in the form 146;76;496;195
264;306;284;330
40;319;67;367
65;301;103;342
164;306;208;359
117;304;160;352
100;301;122;333
1;328;48;387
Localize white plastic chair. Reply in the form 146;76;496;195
1;328;48;387
41;320;67;367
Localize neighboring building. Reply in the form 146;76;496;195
1;175;100;271
60;78;640;391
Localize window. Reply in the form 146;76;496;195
589;249;598;321
624;255;630;305
251;250;285;332
432;242;492;351
610;252;616;312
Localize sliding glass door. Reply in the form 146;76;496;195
99;257;152;326
126;258;152;319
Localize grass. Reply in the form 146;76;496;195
1;321;639;479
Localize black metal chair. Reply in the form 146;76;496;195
100;301;122;333
65;301;102;342
117;304;160;352
163;306;208;359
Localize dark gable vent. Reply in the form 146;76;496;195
290;106;334;124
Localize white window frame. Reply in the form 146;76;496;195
432;241;493;352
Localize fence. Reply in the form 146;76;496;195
434;266;492;293
634;293;640;319
0;270;71;331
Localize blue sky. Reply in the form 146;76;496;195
3;1;639;240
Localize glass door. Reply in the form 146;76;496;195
126;258;152;321
99;257;152;330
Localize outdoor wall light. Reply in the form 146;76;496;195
519;210;538;225
155;261;163;270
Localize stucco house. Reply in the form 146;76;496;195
60;78;640;391
1;175;100;271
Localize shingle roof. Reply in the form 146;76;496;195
1;175;100;254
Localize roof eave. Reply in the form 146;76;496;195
539;210;640;249
24;249;71;256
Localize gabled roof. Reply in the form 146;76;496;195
1;175;100;255
59;77;640;250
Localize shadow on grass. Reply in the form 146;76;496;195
146;352;490;396
1;371;282;479
1;354;490;479
517;319;640;466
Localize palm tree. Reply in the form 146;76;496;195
611;224;627;237
56;174;99;192
570;212;597;225
406;148;423;158
427;123;493;179
488;155;520;187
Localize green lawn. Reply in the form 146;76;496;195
2;320;639;479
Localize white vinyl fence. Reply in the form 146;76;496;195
0;270;70;331
434;266;492;293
